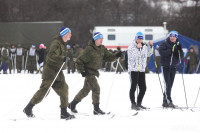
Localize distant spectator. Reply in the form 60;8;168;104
184;47;198;74
26;44;37;74
36;44;46;74
0;45;9;74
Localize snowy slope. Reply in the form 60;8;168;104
0;71;200;133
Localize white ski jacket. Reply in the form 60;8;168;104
128;41;152;72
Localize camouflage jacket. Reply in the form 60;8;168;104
42;36;67;80
66;48;74;61
185;52;198;65
76;39;118;77
0;49;9;63
45;36;67;69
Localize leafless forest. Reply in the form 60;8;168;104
0;0;199;46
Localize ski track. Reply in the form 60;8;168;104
0;72;200;133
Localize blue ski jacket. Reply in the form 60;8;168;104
159;38;184;67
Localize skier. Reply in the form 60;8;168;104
0;45;9;74
9;44;16;74
16;44;24;73
36;44;46;74
159;31;184;108
26;44;37;74
68;32;122;115
23;27;75;120
126;32;153;110
66;44;74;74
116;46;124;74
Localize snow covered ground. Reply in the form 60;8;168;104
0;71;200;133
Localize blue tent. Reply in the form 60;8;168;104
148;34;200;73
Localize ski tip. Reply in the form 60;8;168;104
107;112;111;114
133;112;139;116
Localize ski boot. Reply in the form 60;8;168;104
168;102;178;108
23;102;35;118
131;103;140;110
93;103;105;115
68;100;79;113
61;108;75;120
162;100;169;108
36;70;40;74
137;102;148;109
3;71;8;74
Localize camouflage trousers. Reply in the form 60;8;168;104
74;75;100;104
30;78;69;108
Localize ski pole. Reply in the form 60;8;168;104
178;50;188;109
196;60;200;73
105;57;120;112
117;57;125;72
44;62;66;98
14;54;16;73
152;46;164;94
24;51;28;73
193;87;200;108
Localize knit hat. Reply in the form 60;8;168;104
169;31;178;38
40;44;44;49
135;32;144;40
32;44;36;48
66;45;71;48
93;32;103;41
60;27;71;37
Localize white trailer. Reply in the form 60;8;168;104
93;26;168;50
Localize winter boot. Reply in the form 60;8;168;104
61;108;75;120
23;102;35;118
93;103;105;115
3;71;7;74
68;100;79;113
137;102;148;109
168;102;177;108
162;100;169;108
36;70;40;74
131;103;140;110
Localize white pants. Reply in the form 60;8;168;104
37;62;44;72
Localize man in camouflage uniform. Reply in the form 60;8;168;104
184;47;199;73
72;44;82;72
0;45;9;74
9;44;16;74
116;46;124;74
68;32;122;115
26;44;37;73
66;44;74;73
23;27;75;120
16;44;24;73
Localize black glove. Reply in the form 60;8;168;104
116;51;122;57
173;48;179;57
173;44;182;57
81;71;87;77
173;44;182;52
176;44;182;51
63;56;67;62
